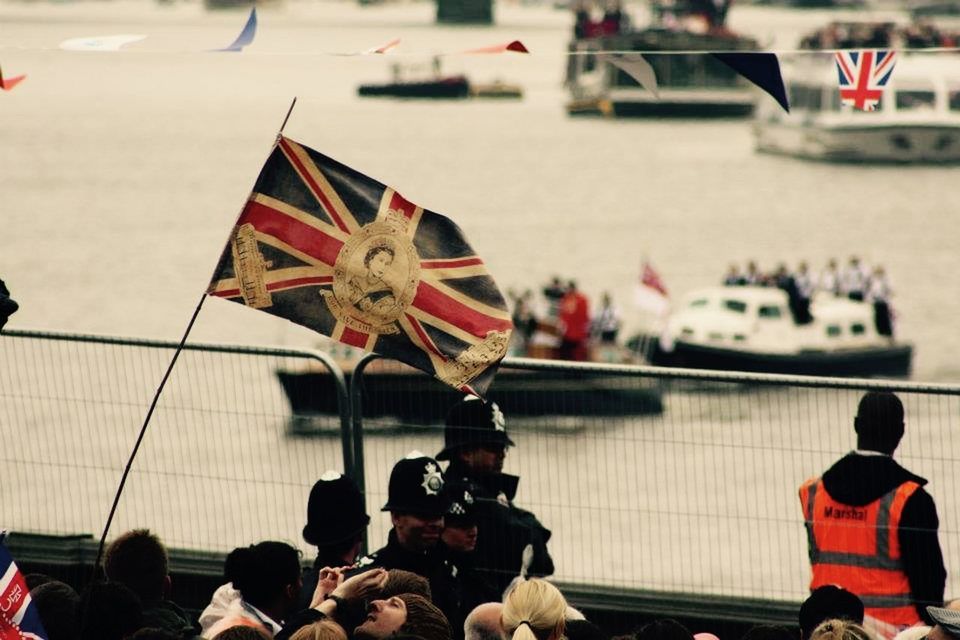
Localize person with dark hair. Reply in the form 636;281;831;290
799;586;864;640
740;625;795;640
354;593;452;640
201;541;303;637
381;569;432;601
799;391;945;636
30;580;80;640
439;397;553;594
566;619;609;640
104;528;198;638
635;619;694;640
78;581;144;640
213;627;272;640
299;471;370;610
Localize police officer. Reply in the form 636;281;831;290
298;470;370;610
437;397;553;594
442;481;500;626
799;392;945;635
356;452;460;635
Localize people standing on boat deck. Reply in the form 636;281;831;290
591;292;621;344
868;266;894;338
353;453;462;636
558;281;591;361
744;261;762;286
840;256;869;302
793;262;815;325
438;397;554;596
541;277;566;321
298;471;370;611
799;392;945;639
819;260;842;297
508;289;537;356
723;264;745;286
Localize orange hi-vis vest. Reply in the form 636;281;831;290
799;477;923;628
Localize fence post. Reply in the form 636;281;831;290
350;352;381;554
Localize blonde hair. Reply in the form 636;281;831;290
501;579;567;640
810;619;876;640
289;620;349;640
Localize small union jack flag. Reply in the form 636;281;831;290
0;539;48;640
208;136;513;395
835;50;897;111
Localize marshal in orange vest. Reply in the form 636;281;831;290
799;476;922;629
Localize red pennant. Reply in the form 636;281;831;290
0;66;26;91
463;40;529;54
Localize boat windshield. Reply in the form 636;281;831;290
789;84;823;112
722;299;747;313
896;89;936;111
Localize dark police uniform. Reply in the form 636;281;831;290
437;398;554;595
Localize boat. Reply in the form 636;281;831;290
635;286;912;378
753;53;960;163
277;341;663;435
564;1;761;117
358;58;522;100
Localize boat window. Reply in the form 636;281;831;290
896;90;936;111
789;84;822;111
758;305;782;319
646;54;738;89
826;325;842;337
949;89;960;112
688;298;709;308
722;299;747;314
851;323;866;335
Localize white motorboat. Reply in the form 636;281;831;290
642;286;912;377
753;54;960;163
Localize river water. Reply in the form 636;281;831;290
2;0;960;606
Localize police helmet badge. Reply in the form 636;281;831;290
490;402;505;431
421;461;443;496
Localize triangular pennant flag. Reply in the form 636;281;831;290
363;37;401;55
462;40;528;54
215;7;257;52
0;65;26;91
59;34;146;51
712;52;789;113
604;53;659;99
207;135;513;396
835;50;897;111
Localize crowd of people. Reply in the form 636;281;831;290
507;279;625;361
19;392;949;640
722;257;896;336
799;21;959;51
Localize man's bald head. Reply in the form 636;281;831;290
465;603;504;640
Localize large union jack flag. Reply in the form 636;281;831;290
835;50;897;111
208;136;513;395
0;539;47;640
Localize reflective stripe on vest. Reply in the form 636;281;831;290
799;477;922;627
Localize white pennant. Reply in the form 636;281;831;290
605;53;660;99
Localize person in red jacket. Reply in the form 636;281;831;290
558;281;590;361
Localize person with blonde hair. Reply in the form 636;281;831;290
288;620;348;640
810;619;876;640
501;579;567;640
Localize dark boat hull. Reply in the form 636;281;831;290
647;340;913;378
358;76;470;99
277;368;663;428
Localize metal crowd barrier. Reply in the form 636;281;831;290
3;328;960;628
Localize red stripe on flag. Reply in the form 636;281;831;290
279;138;352;234
266;276;333;291
420;257;484;269
413;281;512;338
389;191;417;221
340;326;370;348
239;201;344;267
405;314;446;358
211;288;241;298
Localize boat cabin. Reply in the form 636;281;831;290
662;286;890;354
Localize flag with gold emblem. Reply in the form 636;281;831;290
207;135;513;395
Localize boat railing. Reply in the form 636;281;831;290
3;328;960;629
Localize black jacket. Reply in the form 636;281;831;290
818;451;946;623
445;460;554;594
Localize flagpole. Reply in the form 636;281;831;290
91;292;208;579
278;96;297;136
